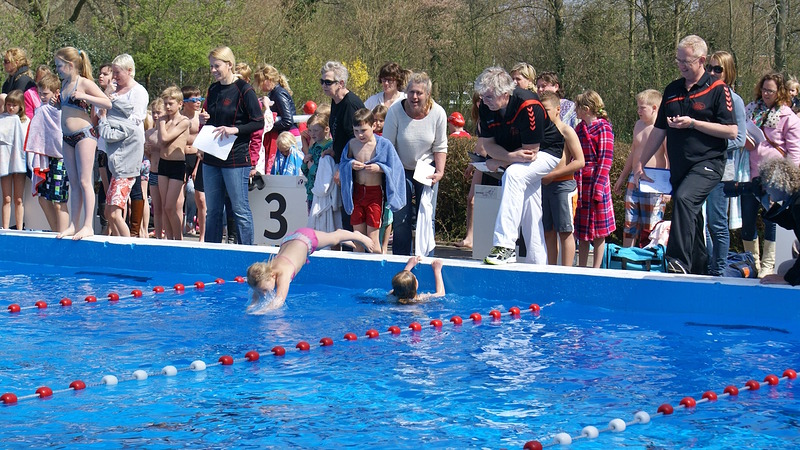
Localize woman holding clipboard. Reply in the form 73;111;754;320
198;46;264;244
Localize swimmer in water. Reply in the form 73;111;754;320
390;256;446;304
246;228;375;313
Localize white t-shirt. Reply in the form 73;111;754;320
364;91;407;110
383;100;448;170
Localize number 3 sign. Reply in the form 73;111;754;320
249;175;309;245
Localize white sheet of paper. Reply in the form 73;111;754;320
193;125;236;160
413;160;436;186
639;167;672;194
746;120;765;145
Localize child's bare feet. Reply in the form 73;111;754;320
352;230;375;253
72;226;94;240
57;225;75;239
454;239;472;249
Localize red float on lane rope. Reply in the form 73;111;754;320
153;286;165;293
7;304;20;313
131;289;143;298
296;341;310;351
702;391;717;401
679;397;696;408
450;316;463;326
784;369;797;379
430;319;443;328
215;278;225;284
194;281;205;289
408;322;422;332
366;329;379;338
509;306;521;316
745;380;760;391
319;337;333;346
529;303;541;314
271;346;286;356
107;292;120;302
1;392;17;404
724;385;739;396
344;333;357;341
523;441;543;450
489;310;501;320
388;326;401;335
764;374;780;386
69;380;86;390
469;313;482;322
234;276;245;283
657;403;674;415
173;284;185;292
35;301;47;309
84;296;97;303
35;386;53;398
245;351;260;361
60;298;72;306
218;355;233;365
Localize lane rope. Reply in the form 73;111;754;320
1;277;546;405
4;276;244;315
521;369;798;449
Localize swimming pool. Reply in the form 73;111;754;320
1;231;798;448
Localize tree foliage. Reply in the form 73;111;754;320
5;0;799;128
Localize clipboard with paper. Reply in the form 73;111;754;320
638;167;672;194
193;125;236;160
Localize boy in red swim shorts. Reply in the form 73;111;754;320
339;108;406;251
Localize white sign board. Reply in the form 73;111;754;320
249;175;309;245
472;185;502;260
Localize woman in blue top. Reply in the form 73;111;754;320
201;46;264;245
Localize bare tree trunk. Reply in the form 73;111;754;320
628;0;635;97
641;0;660;81
551;0;566;75
775;0;787;70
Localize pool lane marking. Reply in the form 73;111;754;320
0;299;549;406
522;369;799;449
4;276;243;315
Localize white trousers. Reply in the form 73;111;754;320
492;153;561;263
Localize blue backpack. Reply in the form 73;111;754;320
723;252;758;278
601;244;667;272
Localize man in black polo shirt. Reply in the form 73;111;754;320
634;35;738;274
475;67;564;265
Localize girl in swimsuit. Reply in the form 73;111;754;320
54;47;112;240
245;228;375;313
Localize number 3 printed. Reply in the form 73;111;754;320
263;192;288;239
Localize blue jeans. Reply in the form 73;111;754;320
741;191;776;241
704;182;729;276
392;169;438;255
202;164;254;245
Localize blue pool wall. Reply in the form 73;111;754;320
1;231;797;329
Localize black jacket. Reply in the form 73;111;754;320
2;66;35;94
763;191;800;286
268;85;297;133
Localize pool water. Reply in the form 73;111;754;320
2;258;799;449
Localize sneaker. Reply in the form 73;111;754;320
484;246;516;265
666;257;689;274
